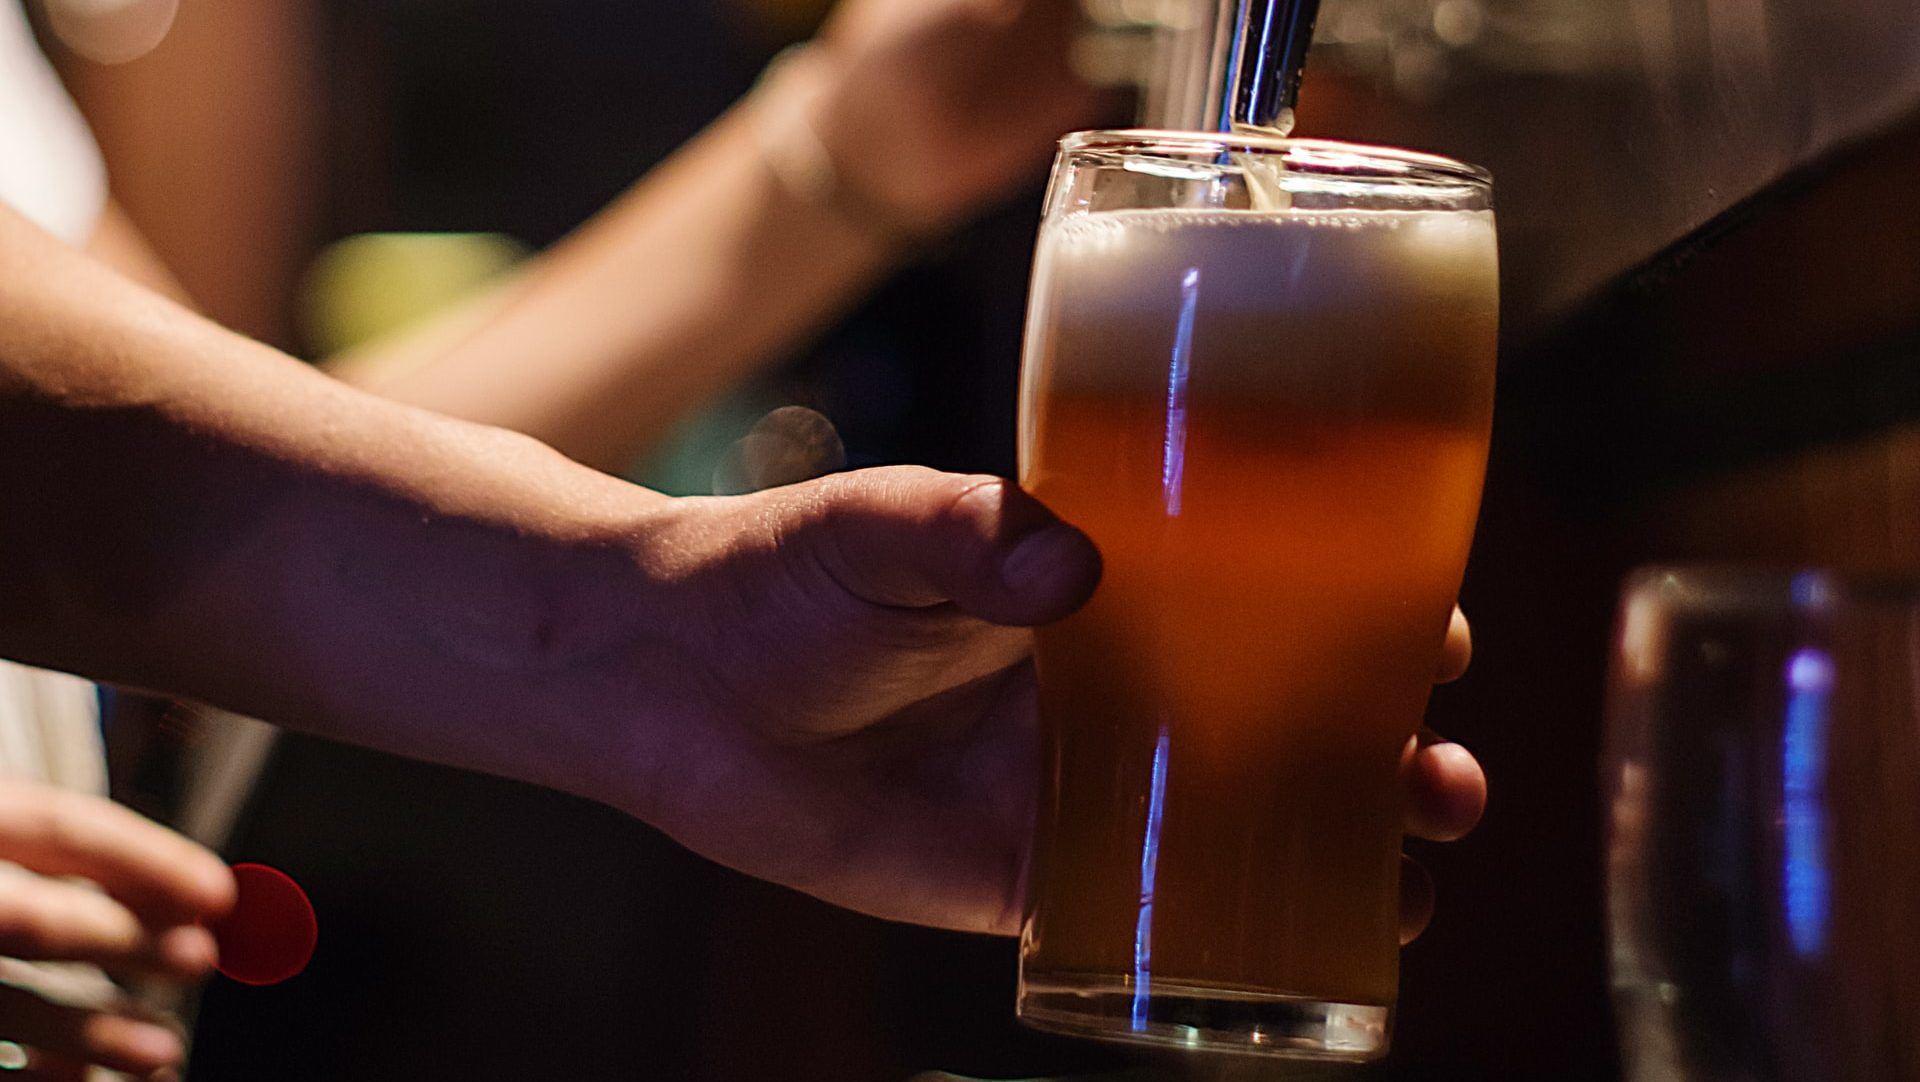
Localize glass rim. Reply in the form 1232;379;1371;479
1058;129;1493;188
1623;564;1920;615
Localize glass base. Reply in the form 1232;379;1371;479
1017;973;1391;1061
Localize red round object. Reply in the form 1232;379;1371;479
210;863;317;986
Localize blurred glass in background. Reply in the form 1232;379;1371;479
1606;569;1920;1082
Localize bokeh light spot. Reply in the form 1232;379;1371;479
211;863;317;986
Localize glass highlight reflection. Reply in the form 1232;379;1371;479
1781;647;1833;959
1160;267;1200;517
1132;723;1172;1031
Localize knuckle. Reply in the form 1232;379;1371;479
0;898;59;957
934;476;1015;544
938;474;1012;519
830;466;999;519
34;788;106;859
0;882;137;962
79;1012;173;1073
20;794;71;853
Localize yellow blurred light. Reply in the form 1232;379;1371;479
299;232;528;357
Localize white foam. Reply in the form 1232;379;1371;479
1023;206;1499;399
1038;207;1496;318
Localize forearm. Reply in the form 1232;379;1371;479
334;56;899;473
59;0;322;348
0;205;668;797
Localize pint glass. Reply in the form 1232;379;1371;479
1015;131;1498;1059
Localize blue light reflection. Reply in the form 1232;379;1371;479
1782;647;1833;959
1161;267;1199;517
1132;723;1172;1030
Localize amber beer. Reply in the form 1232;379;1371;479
1015;135;1497;1059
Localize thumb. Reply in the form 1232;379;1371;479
785;465;1100;626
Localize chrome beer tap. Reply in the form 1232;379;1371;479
1215;0;1323;133
1096;0;1321;133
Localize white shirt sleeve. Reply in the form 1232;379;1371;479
0;663;105;793
0;1;115;792
0;0;107;246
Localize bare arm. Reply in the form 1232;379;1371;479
0;200;1117;932
58;0;320;349
327;53;902;472
336;0;1101;472
83;199;190;303
0;201;671;795
69;0;1101;472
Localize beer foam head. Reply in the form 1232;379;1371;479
1024;207;1499;409
1039;207;1496;317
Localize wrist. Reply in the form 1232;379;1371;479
224;408;686;803
747;45;949;250
301;482;677;794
